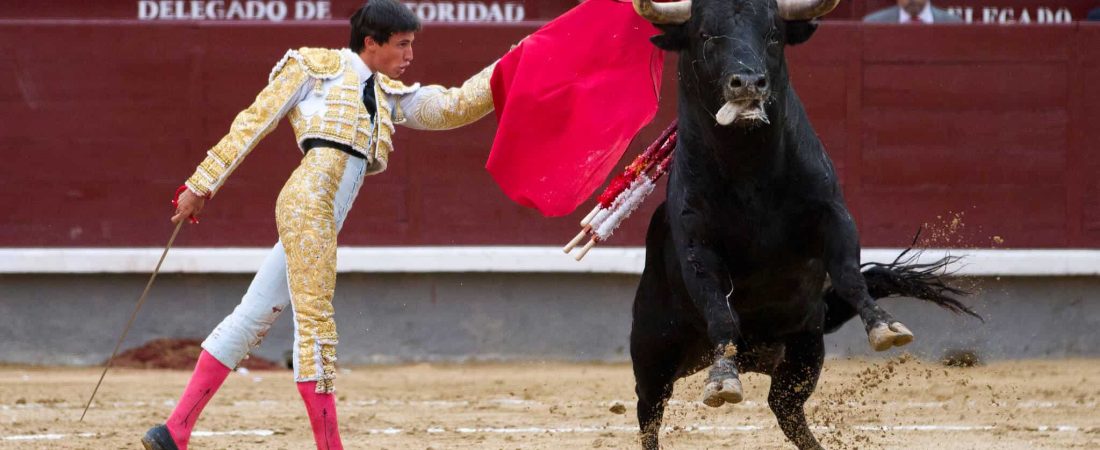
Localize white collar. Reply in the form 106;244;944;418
342;48;373;84
899;2;935;23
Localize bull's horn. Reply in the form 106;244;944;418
776;0;840;20
632;0;692;24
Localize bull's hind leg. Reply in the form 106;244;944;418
824;209;913;351
769;333;825;450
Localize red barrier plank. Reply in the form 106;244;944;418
1076;25;1100;245
863;25;1074;63
2;23;1097;249
861;184;1068;247
862;109;1067;159
863;63;1069;110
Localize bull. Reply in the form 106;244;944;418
627;1;981;449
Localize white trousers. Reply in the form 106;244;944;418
201;149;367;385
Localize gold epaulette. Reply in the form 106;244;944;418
376;74;421;95
269;47;345;82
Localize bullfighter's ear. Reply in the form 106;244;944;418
649;25;688;51
784;19;818;46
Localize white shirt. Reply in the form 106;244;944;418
342;48;374;92
898;2;935;24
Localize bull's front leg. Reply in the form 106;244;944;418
824;207;913;351
671;225;743;407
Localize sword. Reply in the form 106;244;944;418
79;220;185;421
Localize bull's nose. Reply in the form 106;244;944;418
729;73;768;93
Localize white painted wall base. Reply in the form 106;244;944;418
2;247;1098;276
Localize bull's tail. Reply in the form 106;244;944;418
822;247;982;334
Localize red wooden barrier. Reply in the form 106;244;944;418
1;1;1095;24
0;22;1097;248
833;0;1094;22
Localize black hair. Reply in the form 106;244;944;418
349;0;422;52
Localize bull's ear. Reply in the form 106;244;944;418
784;19;818;46
650;25;688;51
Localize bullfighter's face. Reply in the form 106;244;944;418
362;31;415;80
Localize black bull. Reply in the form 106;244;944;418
627;1;980;449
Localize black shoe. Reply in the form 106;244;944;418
141;424;179;450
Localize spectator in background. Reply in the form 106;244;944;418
1088;7;1100;21
864;0;963;24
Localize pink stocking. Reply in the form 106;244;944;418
165;350;231;449
297;381;344;450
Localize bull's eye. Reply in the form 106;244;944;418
699;31;711;40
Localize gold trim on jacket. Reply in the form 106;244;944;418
184;50;319;197
185;48;497;197
381;62;497;132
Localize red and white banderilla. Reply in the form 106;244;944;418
564;121;678;261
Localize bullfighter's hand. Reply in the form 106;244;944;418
172;189;206;224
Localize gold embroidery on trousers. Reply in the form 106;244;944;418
275;147;348;393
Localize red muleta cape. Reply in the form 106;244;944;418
487;0;664;217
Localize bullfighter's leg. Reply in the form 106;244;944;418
276;146;366;392
274;147;366;449
202;242;293;367
144;241;296;450
768;333;825;450
823;209;912;351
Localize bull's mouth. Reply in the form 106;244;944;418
715;97;769;126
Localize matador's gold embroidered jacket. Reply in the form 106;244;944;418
185;47;496;198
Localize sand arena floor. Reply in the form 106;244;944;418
1;357;1098;449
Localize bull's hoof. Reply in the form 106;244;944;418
868;322;914;351
702;378;743;408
